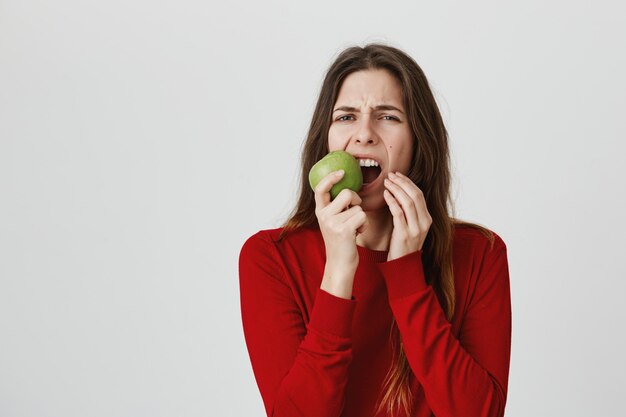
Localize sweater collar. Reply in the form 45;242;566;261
304;223;389;263
357;244;389;263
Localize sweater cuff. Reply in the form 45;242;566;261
377;250;428;299
307;287;357;338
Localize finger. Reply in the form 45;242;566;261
334;204;363;223
345;208;368;233
314;170;345;211
326;189;362;215
383;189;407;232
384;176;419;231
356;218;369;235
347;190;363;208
394;172;432;229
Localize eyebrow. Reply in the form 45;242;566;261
332;105;404;114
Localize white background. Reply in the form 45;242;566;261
1;0;625;416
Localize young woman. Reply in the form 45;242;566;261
239;43;511;417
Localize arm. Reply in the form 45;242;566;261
377;235;512;417
238;232;357;417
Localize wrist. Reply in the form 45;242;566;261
324;259;357;278
321;264;356;300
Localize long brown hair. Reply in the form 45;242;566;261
277;43;495;417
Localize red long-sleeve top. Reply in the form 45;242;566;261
238;224;511;417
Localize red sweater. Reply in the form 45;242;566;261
238;224;511;417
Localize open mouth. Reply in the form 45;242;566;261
361;165;383;184
359;159;382;184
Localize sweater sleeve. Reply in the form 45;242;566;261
238;232;357;417
376;235;511;417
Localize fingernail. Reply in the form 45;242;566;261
336;170;344;176
388;172;396;178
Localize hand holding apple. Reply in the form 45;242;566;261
309;151;363;200
312;168;368;299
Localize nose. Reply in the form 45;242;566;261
352;115;378;145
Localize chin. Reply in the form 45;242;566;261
360;192;387;212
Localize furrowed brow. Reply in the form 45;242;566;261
332;105;404;114
374;105;404;113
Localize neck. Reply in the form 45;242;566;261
355;207;393;251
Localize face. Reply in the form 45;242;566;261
328;69;414;211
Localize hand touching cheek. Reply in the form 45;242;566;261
383;172;433;261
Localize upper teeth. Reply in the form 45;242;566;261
358;158;379;167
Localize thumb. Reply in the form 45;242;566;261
356;218;369;235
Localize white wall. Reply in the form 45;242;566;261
1;1;625;416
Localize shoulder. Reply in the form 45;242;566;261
453;223;510;295
453;223;507;256
239;224;323;257
239;228;282;262
240;227;281;249
238;225;324;286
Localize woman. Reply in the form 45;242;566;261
239;43;511;417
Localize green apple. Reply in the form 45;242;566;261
308;150;363;199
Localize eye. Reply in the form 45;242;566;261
336;115;355;121
381;115;400;121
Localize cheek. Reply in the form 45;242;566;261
401;144;414;171
327;126;346;151
387;137;414;170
